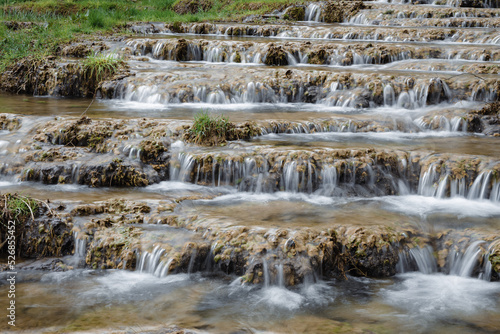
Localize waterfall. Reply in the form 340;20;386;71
170;152;195;182
71;163;81;184
283;161;300;192
418;166;499;202
73;231;87;260
383;85;396;106
449;241;490;279
417;164;440;197
398;246;437;274
467;171;491;200
276;263;285;288
305;4;322;22
399;241;494;281
137;245;172;277
263;259;270;288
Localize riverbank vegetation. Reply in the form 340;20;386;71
0;0;307;70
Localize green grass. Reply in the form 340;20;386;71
83;52;124;83
188;111;234;146
0;0;308;70
1;193;39;222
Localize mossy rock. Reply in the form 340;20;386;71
265;45;288;66
283;6;305;21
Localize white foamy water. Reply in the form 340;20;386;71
382;273;500;319
146;181;235;196
0;181;15;187
258;286;305;310
200;192;336;206
379;195;500;218
260;130;468;143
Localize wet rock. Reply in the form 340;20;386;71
34;116;118;151
283;6;306;21
183;120;259;146
22;157;155;187
0;56;128;98
85;225;141;270
466;102;500;135
308;49;328;65
17;258;69;271
0;194;74;259
457;0;494;8
338;226;405;278
21;216;74;258
0;114;21;131
265;44;288;66
321;1;365;23
57;41;108;58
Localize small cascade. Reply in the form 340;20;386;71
276;263;285;288
170;152;195;182
123;145;141;160
316;165;338;196
263;259;270;288
467;171;492;200
417;163;440;197
137;246;165;275
383;85;396;106
448;240;493;280
137;246;172;277
349;13;370;25
187;248;198;274
399;246;438;274
449;241;484;277
71;163;81;184
399;240;494;281
305;3;322;22
73;231;87;263
417;161;500;202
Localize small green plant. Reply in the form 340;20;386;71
187;111;234;146
1;193;39;225
82;52;124;84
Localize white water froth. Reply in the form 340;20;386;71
146;180;231;193
0;181;15;187
379;195;500;218
383;273;500;319
261;130;468;143
199;192;336;206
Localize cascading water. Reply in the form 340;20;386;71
305;3;322;22
398;241;494;281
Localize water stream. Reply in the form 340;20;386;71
1;1;500;333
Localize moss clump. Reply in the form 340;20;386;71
265;44;288;66
283;6;305;21
321;0;365;23
475;102;499;116
308;49;328;65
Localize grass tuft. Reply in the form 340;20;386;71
82;52;124;84
187;111;234;146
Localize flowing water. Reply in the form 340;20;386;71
1;1;500;333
